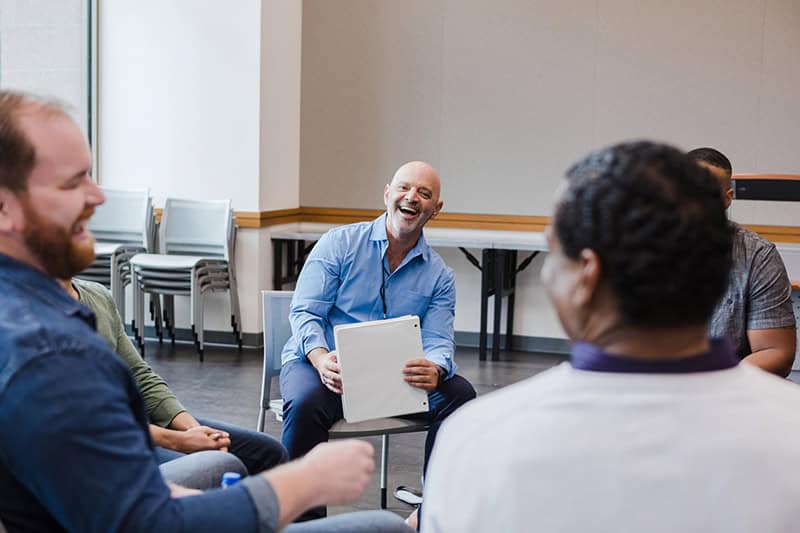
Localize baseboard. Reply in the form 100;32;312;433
454;331;571;355
130;326;570;355
132;325;263;350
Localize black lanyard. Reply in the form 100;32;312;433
380;254;388;319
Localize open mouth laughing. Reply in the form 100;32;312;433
398;204;419;219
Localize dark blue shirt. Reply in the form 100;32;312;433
0;254;270;532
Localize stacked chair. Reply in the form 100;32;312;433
129;198;241;360
78;188;155;326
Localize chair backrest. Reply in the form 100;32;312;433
260;290;294;411
89;187;152;247
159;198;232;258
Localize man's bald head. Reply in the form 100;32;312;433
384;161;443;242
390;161;442;201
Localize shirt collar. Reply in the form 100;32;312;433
570;337;738;374
369;213;430;263
0;253;96;326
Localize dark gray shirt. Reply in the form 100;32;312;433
710;222;796;359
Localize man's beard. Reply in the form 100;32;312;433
21;201;96;279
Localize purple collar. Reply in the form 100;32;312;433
570;338;738;374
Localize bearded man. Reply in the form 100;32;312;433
0;90;409;533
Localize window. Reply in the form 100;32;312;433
0;0;93;136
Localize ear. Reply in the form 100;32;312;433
383;184;391;207
430;199;443;220
724;188;734;209
571;248;602;308
0;188;23;233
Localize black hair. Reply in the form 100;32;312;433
687;147;733;183
555;141;732;328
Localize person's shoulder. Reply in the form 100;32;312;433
733;364;800;408
327;220;374;238
317;221;375;253
440;363;574;438
0;300;119;397
0;280;55;358
424;246;455;278
733;222;778;254
72;278;115;305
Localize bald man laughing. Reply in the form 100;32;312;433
279;162;476;521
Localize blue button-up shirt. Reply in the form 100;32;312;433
282;215;457;378
0;253;277;532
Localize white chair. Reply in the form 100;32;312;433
130;198;241;360
77;187;155;327
258;290;428;509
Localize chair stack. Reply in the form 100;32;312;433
77;188;155;326
129;198;241;360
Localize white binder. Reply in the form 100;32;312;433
334;315;430;423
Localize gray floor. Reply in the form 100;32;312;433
143;339;566;519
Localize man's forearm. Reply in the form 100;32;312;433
169;411;200;431
744;326;797;377
150;424;184;450
262;461;325;529
743;348;794;377
307;347;329;368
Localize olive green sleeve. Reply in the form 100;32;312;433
111;312;187;427
73;279;186;427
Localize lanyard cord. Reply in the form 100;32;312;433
380;254;388;319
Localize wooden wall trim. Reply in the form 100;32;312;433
156;206;800;243
236;208;303;228
733;174;800;181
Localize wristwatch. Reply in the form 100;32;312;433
436;365;447;381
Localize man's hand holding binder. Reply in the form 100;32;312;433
308;348;343;395
310;348;445;395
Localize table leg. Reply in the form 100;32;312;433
505;250;517;352
479;248;491;361
272;239;283;290
492;250;506;361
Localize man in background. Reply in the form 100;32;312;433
281;161;476;521
688;147;796;376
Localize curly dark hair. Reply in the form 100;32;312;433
555;141;733;327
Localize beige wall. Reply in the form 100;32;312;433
300;0;800;222
299;0;800;340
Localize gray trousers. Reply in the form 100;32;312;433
159;449;247;490
285;510;412;533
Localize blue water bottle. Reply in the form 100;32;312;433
221;472;242;489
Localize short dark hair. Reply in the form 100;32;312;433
0;90;68;192
687;147;733;187
555;141;732;328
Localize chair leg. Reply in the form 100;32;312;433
164;295;175;343
228;267;243;349
196;283;205;362
256;409;265;433
151;295;163;343
381;434;389;509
